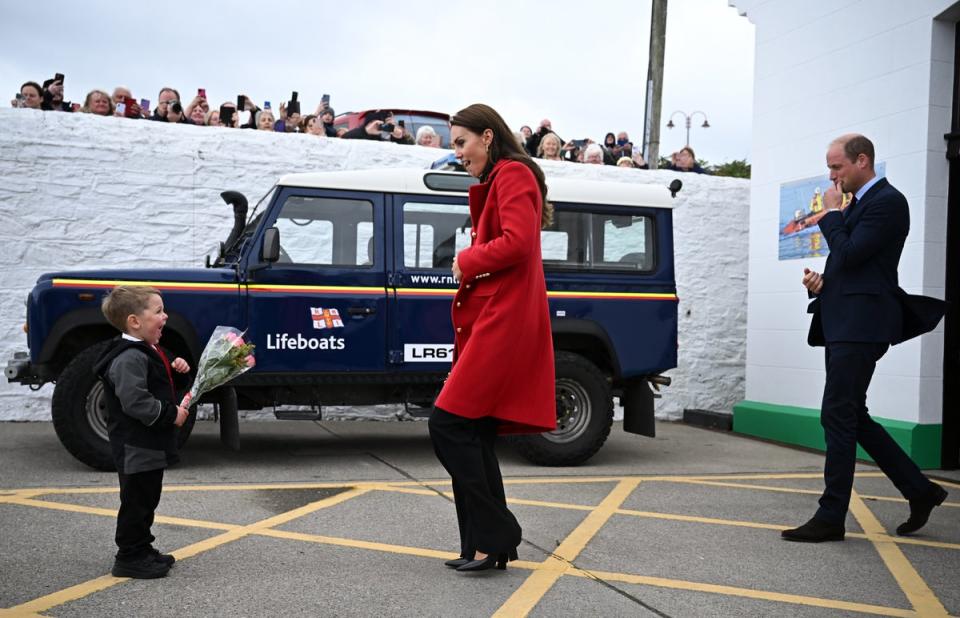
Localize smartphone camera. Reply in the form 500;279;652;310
123;96;138;118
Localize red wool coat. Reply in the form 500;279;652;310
434;159;556;434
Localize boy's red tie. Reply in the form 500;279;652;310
152;345;177;401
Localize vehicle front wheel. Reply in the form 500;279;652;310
52;341;196;471
513;351;613;466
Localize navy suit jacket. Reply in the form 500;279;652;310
807;177;945;346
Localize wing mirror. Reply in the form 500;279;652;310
261;227;280;263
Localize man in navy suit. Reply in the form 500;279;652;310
782;134;947;543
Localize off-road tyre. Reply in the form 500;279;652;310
513;351;613;466
52;341;197;471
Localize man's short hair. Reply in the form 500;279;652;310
158;87;180;101
832;134;875;167
101;285;160;332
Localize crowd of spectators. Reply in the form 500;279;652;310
517;118;708;173
11;75;708;173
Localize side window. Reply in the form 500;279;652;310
542;207;655;272
273;195;374;267
599;215;654;270
541;210;592;267
402;202;471;269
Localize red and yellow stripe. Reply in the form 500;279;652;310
51;279;677;301
52;278;238;293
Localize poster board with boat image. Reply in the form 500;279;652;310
777;162;885;260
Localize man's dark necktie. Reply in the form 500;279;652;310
843;195;857;220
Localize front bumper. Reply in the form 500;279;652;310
5;352;46;386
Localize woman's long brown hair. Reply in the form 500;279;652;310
450;103;553;228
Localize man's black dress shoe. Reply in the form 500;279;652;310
781;517;845;542
897;482;948;536
149;547;176;566
111;554;171;579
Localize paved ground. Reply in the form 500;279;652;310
0;419;958;617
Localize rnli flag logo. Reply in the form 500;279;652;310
311;307;344;330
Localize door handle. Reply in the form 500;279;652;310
348;307;375;316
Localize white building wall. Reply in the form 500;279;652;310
0;109;749;421
732;0;955;424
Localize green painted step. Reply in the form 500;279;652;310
732;400;942;469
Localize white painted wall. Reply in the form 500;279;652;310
0;109;748;422
732;0;954;424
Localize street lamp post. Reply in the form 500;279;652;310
666;110;710;147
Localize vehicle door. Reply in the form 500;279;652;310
245;188;388;373
390;194;470;370
543;204;677;375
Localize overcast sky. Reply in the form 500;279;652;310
2;0;755;163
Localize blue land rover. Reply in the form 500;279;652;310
6;168;679;469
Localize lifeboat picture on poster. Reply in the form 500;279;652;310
778;162;884;260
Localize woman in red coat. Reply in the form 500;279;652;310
429;103;556;573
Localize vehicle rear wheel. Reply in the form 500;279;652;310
513;351;613;466
52;341;197;471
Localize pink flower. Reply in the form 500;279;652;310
245;355;256;368
224;332;245;347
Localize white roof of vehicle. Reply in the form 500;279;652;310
277;168;677;209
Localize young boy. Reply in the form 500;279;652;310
93;286;191;579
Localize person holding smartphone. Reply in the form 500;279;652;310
12;82;43;109
319;110;337;137
184;90;210;125
41;75;72;112
111;87;140;119
341;110;410;143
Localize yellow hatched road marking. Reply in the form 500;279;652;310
256;528;455;560
2;473;957;616
0;472;886;495
5;487;372;615
5;496;239;531
493;478;641;618
566;569;923;618
848;490;949;617
378;484;597;512
669;478;960;509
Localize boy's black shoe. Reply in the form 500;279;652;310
149;547;176;566
897;483;949;536
111;554;171;579
781;517;845;542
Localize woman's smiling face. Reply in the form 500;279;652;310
451;125;491;178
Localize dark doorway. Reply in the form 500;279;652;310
942;21;960;469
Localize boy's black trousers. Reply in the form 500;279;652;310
428;407;522;558
116;469;164;560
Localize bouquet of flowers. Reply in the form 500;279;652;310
180;326;256;408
